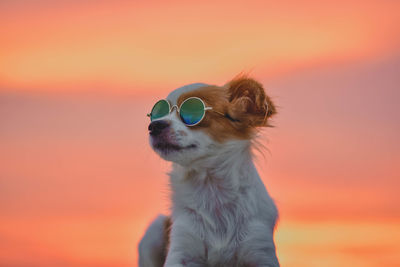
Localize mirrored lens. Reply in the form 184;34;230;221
150;100;170;121
180;98;205;126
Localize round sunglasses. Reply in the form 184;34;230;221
147;97;213;126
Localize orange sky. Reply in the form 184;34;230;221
1;0;400;266
1;0;400;91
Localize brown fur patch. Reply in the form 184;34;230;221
177;76;276;142
226;75;276;126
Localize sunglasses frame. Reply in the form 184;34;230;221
147;97;213;126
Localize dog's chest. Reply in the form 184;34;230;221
172;170;256;248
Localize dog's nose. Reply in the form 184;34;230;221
148;120;170;136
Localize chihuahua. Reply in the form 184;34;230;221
139;76;279;267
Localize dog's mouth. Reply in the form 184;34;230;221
153;142;197;154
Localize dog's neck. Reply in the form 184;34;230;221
170;140;257;193
168;139;263;236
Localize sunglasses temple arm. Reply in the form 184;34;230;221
213;110;225;116
211;110;241;122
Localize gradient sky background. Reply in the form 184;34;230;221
1;0;399;266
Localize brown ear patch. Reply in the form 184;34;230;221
176;77;276;142
226;76;276;127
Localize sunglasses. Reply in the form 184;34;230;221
147;97;214;126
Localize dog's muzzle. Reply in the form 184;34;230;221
148;120;170;136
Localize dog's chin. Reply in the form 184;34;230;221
151;140;198;163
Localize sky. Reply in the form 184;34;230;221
0;0;399;266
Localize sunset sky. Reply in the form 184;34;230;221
1;0;399;266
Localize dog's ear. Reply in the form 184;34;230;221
226;76;276;127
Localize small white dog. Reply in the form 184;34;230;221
139;76;280;267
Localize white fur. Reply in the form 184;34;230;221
139;84;279;267
167;83;209;105
139;215;169;267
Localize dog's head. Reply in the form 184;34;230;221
148;76;276;166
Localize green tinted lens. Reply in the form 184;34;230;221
180;98;205;126
150;100;170;121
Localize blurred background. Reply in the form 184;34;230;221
1;0;399;266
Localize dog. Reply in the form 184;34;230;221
139;76;279;267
